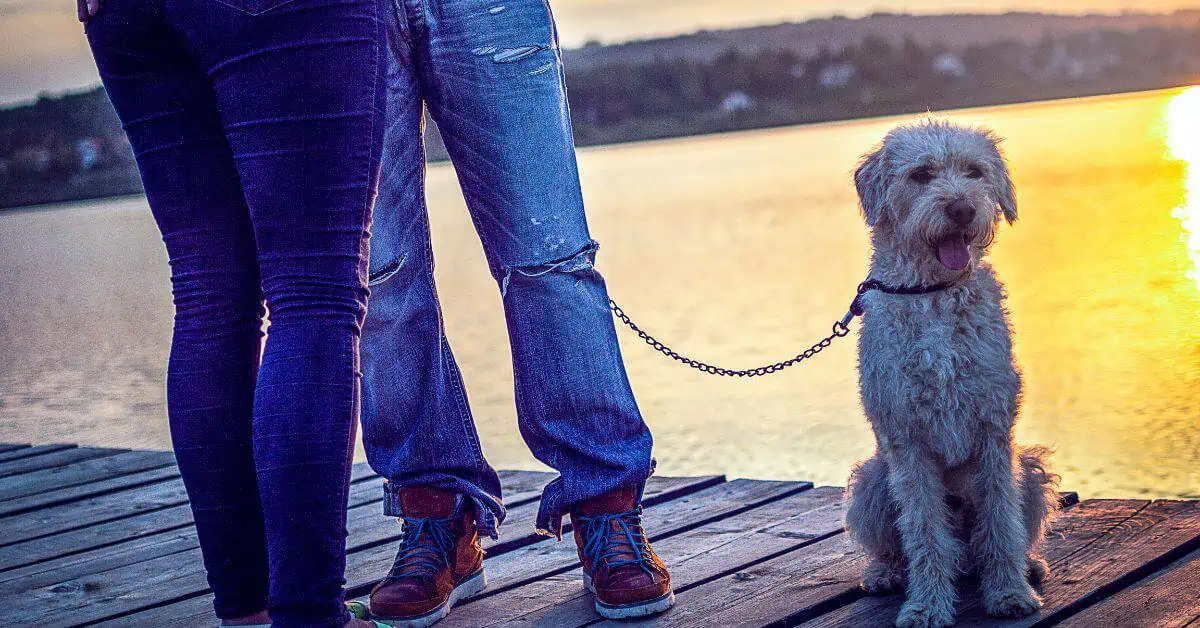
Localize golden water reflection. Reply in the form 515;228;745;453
1166;86;1200;290
2;88;1199;499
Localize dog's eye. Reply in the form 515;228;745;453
966;165;984;179
910;168;935;185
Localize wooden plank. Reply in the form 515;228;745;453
120;475;726;627
803;499;1159;627
8;446;1175;628
0;444;76;464
0;472;191;547
956;499;1200;627
3;472;555;593
0;465;180;518
448;484;842;628
0;445;30;454
0;465;391;578
1;526;204;591
0;499;193;573
0;447;126;479
1058;548;1200;628
0;450;176;503
612;533;867;627
0;463;377;569
0;476;380;592
602;493;1087;628
10;471;568;626
479;480;822;594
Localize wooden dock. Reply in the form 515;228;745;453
0;443;1197;627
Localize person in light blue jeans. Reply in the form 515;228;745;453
358;0;675;623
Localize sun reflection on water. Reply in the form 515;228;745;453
1166;87;1200;290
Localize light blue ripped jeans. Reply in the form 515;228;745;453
360;0;654;539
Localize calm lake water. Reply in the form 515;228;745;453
2;88;1198;499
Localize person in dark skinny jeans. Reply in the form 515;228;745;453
81;0;387;624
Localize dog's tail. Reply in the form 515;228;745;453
1018;445;1061;551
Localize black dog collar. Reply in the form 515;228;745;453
839;278;961;329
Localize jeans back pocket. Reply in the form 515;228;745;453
216;0;296;15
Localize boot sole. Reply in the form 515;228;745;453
370;568;487;628
584;573;676;619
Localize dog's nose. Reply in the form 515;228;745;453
946;200;975;227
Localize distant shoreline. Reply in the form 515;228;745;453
0;168;144;213
568;83;1196;153
7;8;1199;210
3;83;1192;214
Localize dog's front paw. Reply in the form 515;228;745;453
1027;555;1049;586
984;584;1042;618
896;601;955;628
862;560;905;595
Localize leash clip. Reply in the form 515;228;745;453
837;309;855;331
837;280;879;334
841;287;870;327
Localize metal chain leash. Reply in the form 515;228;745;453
609;298;851;378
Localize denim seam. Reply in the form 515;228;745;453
442;337;484;473
347;0;382;567
442;337;482;473
356;0;382;306
390;0;412;46
412;1;448;148
408;144;481;473
408;85;479;460
413;159;484;476
360;6;380;245
343;2;383;617
510;341;563;540
541;0;559;49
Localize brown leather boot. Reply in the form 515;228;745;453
368;487;486;627
571;487;674;619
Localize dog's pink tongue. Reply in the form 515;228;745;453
935;234;971;270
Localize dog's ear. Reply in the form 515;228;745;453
996;159;1018;224
984;132;1018;224
855;147;888;226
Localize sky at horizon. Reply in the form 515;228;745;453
2;0;1200;105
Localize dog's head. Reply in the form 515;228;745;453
855;119;1016;278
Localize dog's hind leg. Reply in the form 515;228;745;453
969;430;1043;619
846;455;906;594
1018;445;1060;585
886;445;962;628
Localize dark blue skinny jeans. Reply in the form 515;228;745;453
85;0;386;623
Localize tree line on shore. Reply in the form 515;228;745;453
563;24;1200;144
2;21;1199;208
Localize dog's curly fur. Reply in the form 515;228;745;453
844;119;1060;628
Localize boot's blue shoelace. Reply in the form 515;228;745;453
386;516;456;580
576;507;656;579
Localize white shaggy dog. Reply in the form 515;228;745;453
844;120;1060;628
